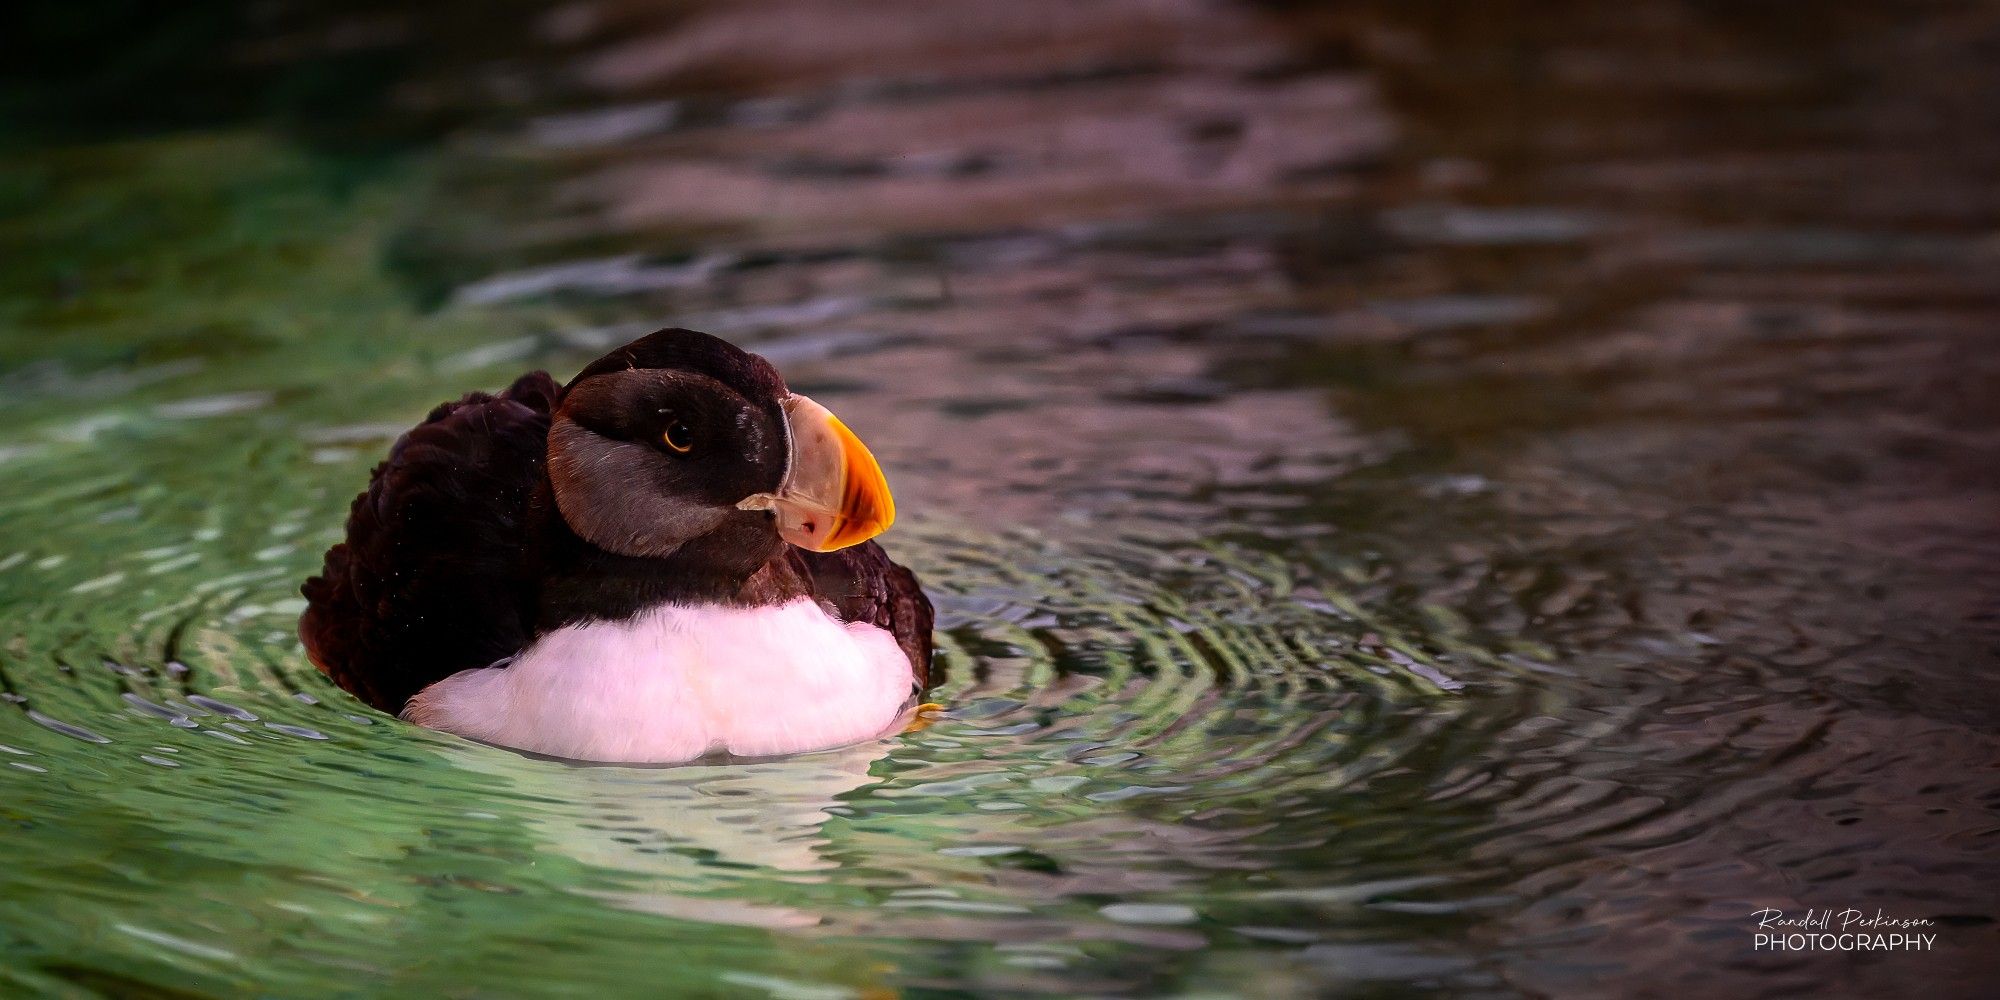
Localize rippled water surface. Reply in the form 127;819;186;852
3;1;1998;996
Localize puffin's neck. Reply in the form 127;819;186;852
532;492;812;633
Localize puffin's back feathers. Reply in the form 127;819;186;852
301;371;559;712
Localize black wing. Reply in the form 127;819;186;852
793;541;937;689
300;372;560;713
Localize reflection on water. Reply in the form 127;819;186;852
2;0;1997;996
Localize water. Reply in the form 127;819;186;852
3;1;1997;996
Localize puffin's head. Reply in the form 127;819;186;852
548;328;894;561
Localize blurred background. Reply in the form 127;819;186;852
1;1;1996;997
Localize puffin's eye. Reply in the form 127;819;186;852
663;420;694;453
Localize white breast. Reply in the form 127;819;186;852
402;599;915;763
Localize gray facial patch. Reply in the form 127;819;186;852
548;417;732;558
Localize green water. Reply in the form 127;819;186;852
2;2;1997;996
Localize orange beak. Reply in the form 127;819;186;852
736;394;895;552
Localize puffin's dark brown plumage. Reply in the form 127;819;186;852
299;329;934;717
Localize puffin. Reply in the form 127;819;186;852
299;328;934;764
